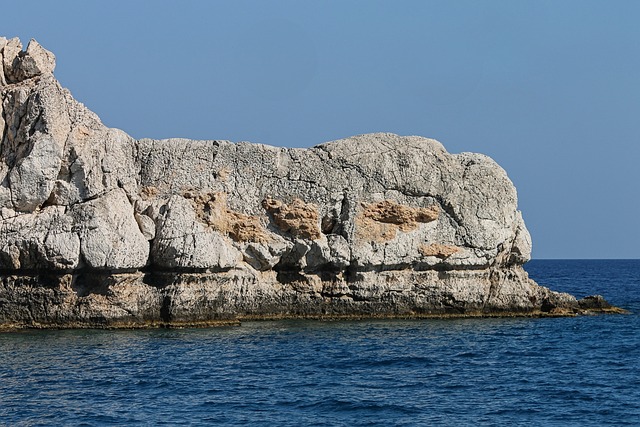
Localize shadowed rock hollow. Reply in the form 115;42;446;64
0;38;622;329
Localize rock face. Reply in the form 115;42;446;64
0;38;620;329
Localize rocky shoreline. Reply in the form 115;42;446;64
0;38;623;329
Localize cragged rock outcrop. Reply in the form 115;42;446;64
263;197;322;240
0;38;624;329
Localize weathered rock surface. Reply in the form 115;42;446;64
0;38;623;329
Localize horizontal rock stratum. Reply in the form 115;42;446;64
0;38;622;329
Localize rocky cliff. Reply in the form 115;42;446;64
0;38;619;329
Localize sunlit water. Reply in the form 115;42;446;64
1;260;639;426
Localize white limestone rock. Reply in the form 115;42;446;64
0;206;79;270
242;238;291;271
0;37;7;86
135;212;156;241
15;39;56;81
0;44;531;274
1;38;56;84
8;134;62;211
71;189;149;269
1;37;22;84
67;127;139;201
152;195;241;269
1;37;602;329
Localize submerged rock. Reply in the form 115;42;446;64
0;38;622;329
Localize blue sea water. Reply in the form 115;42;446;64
1;260;639;426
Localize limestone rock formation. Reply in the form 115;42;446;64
0;38;622;329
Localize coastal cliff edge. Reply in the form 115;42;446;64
0;38;623;329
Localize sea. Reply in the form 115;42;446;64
1;260;638;426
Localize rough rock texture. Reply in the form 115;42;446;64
0;38;623;329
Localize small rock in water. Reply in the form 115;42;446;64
578;295;612;310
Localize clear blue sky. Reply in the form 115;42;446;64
2;1;639;259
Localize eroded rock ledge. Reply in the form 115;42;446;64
0;38;623;329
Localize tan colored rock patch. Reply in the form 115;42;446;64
140;186;159;200
185;191;269;242
419;243;460;259
262;197;321;240
217;167;231;182
356;200;439;242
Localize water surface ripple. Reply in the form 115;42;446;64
1;260;638;426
